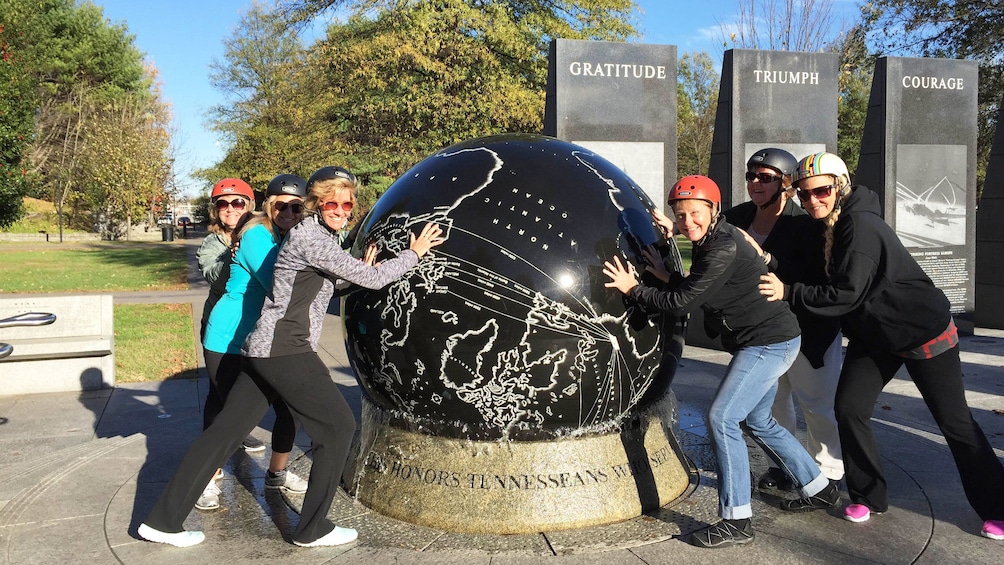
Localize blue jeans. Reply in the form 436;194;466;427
708;336;828;519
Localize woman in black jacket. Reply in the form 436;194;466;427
761;152;1004;540
605;175;837;549
725;148;844;491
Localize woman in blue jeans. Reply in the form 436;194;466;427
604;175;837;548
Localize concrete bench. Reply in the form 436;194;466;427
0;294;114;395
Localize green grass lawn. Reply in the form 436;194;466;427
675;235;692;273
2;197;89;234
115;303;198;382
1;241;196;381
0;242;187;293
1;234;690;382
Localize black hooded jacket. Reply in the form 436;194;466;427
785;185;951;353
725;198;841;368
629;219;800;353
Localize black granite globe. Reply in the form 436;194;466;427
344;134;684;441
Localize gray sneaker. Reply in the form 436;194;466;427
195;481;221;510
241;435;266;453
265;469;308;494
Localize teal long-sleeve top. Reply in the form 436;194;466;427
203;223;280;354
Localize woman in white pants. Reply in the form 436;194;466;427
725;147;843;489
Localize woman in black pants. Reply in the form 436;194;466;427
138;167;444;548
760;152;1004;540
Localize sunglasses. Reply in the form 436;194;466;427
745;171;781;184
320;201;354;212
274;201;304;214
215;198;247;211
796;184;837;201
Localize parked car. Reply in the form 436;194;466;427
177;216;192;227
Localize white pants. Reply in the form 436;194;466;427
773;332;844;480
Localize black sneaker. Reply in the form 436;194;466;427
689;519;755;548
241;435;266;453
781;480;840;512
757;467;795;491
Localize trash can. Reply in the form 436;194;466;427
161;225;175;241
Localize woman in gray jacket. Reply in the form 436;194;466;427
139;168;444;548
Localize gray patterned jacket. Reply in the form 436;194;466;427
242;215;418;358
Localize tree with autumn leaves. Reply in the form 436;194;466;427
0;0;173;235
201;0;639;214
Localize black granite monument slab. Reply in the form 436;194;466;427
709;49;838;210
856;56;977;333
544;39;677;212
975;93;1004;329
693;49;837;349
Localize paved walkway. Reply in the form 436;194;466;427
0;237;1002;563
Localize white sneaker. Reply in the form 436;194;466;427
138;523;205;547
293;526;358;547
265;469;308;494
195;480;221;510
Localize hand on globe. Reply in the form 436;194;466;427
641;245;671;283
602;255;639;294
363;243;380;266
651;208;675;238
409;222;445;258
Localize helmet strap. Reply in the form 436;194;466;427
696;206;720;247
758;188;782;210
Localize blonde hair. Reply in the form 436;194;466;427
305;177;358;214
820;176;852;278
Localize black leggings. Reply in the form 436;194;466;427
145;352;357;544
835;341;1004;520
203;350;296;453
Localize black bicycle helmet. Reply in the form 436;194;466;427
746;147;797;177
307;166;357;187
746;148;797;210
266;173;307;197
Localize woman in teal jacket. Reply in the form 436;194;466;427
196;174;308;511
196;178;265;455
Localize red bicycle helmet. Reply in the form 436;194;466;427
668;175;721;207
211;178;254;201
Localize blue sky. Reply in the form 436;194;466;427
93;0;858;196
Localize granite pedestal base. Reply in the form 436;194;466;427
347;393;692;534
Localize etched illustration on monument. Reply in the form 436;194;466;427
894;144;967;247
341;134;691;533
855;56;978;331
345;133;682;439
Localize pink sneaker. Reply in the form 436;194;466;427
843;503;872;523
982;520;1004;540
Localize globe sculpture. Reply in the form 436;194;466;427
343;133;692;533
